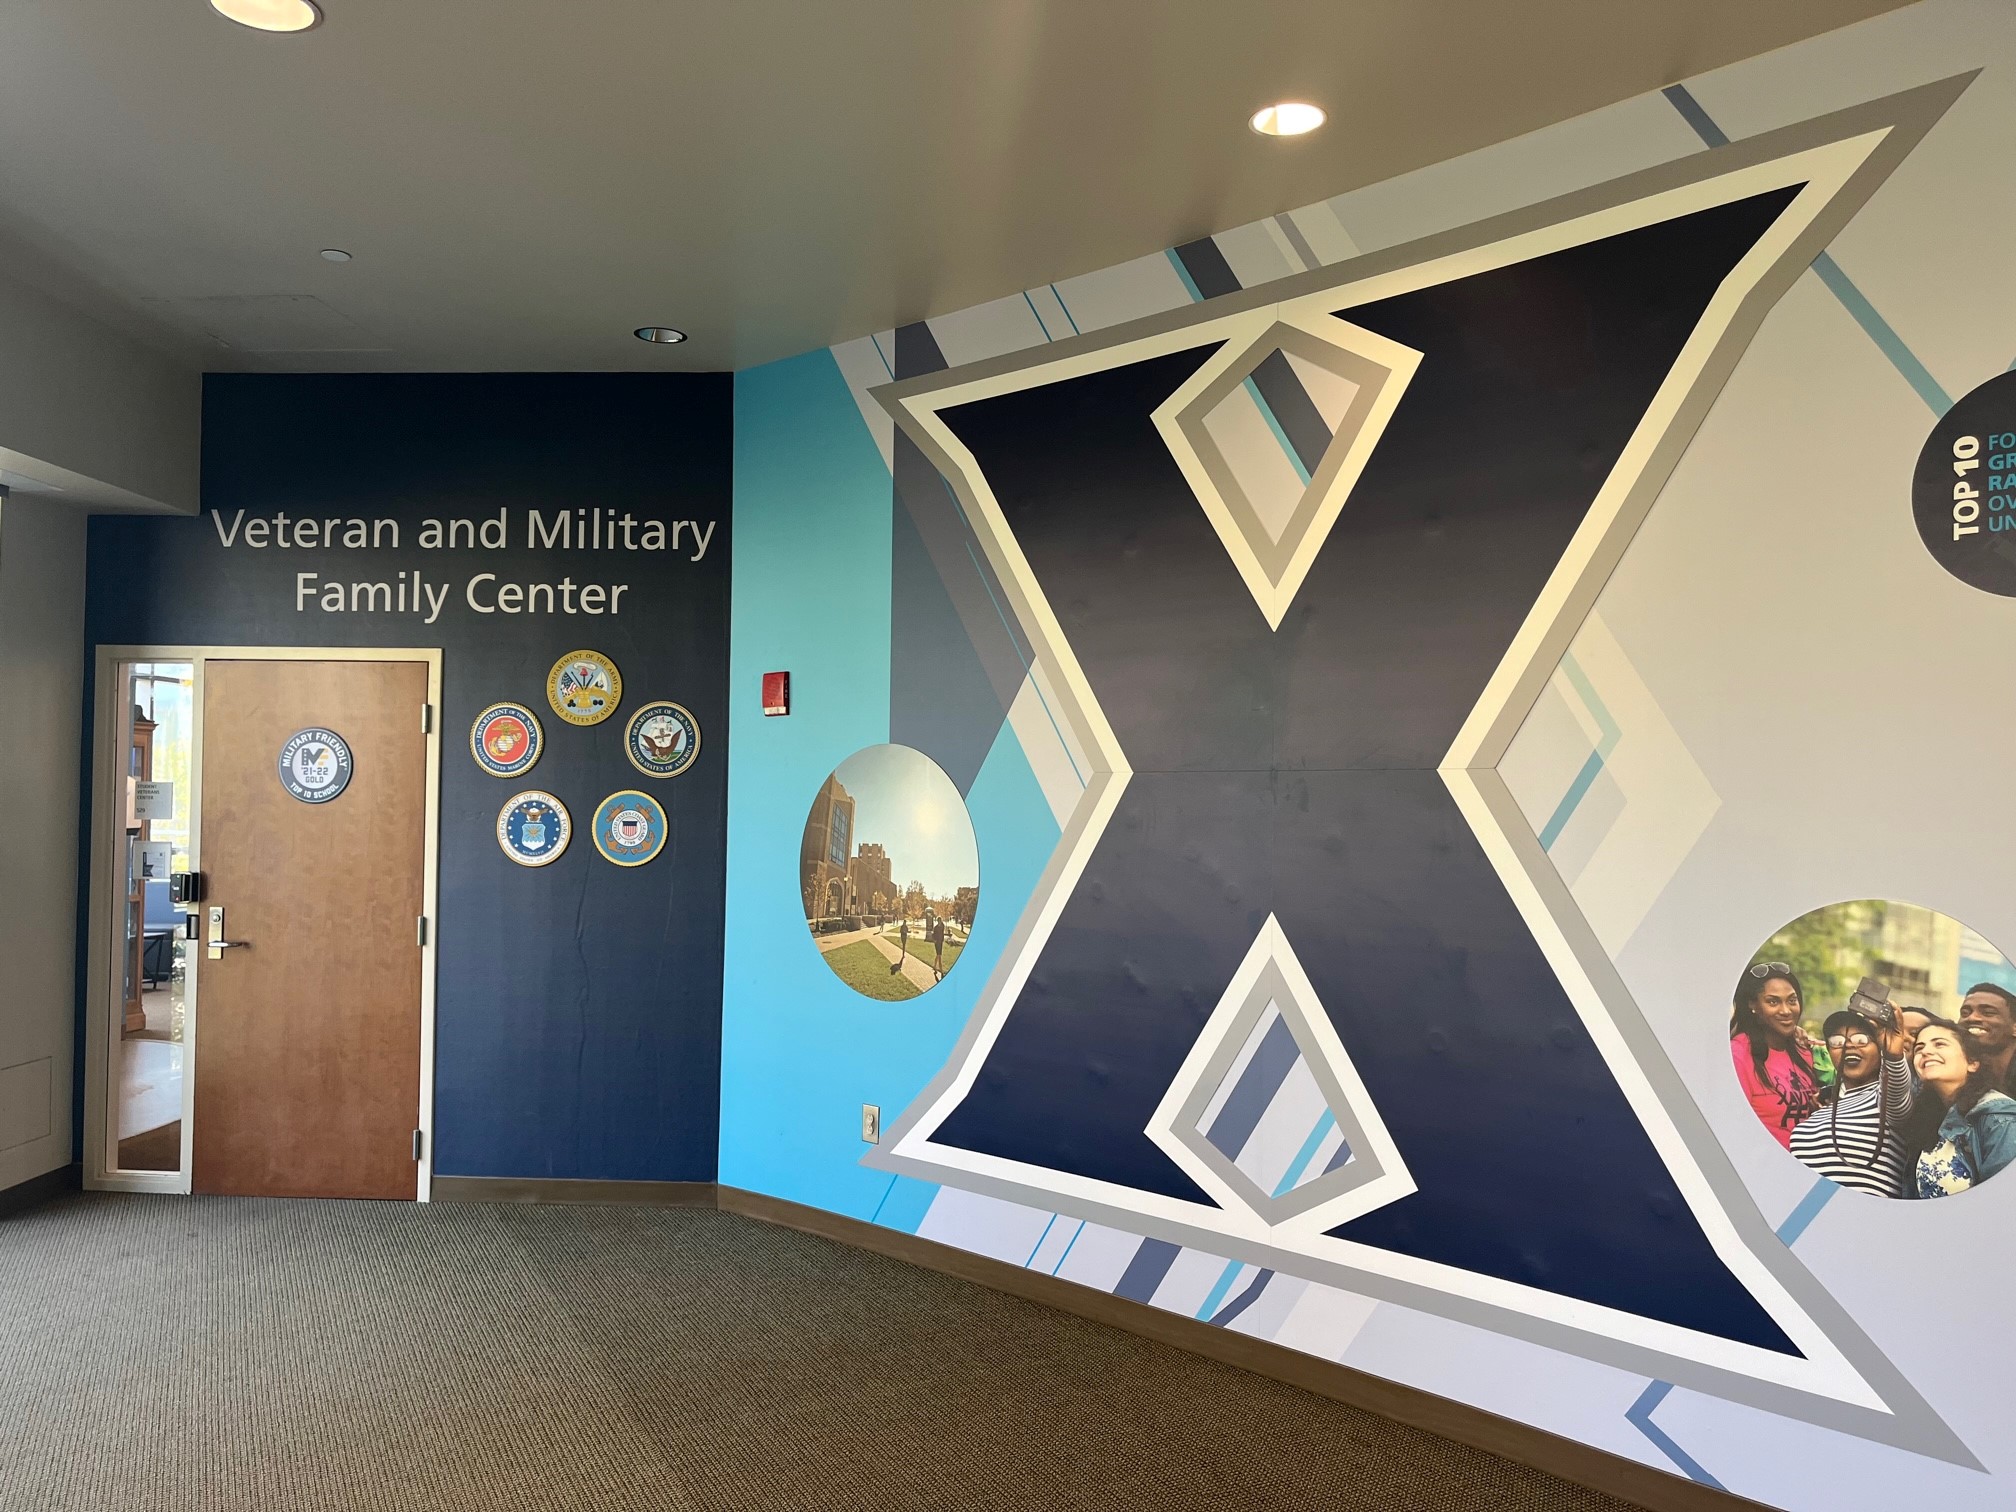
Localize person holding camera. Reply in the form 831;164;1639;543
1789;982;1920;1198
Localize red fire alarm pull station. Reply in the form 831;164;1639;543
762;671;790;716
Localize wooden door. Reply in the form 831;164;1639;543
194;659;428;1199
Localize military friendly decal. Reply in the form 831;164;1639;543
277;727;353;804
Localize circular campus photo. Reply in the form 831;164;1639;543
1729;899;2016;1200
800;745;979;1002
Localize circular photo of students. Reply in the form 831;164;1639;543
801;745;979;1002
1729;899;2016;1201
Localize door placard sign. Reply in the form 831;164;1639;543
624;701;700;779
133;780;176;822
470;701;543;778
547;650;622;727
277;729;353;804
497;790;571;866
591;789;667;867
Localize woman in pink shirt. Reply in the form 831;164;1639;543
1730;962;1823;1148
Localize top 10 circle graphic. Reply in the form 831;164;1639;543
1914;369;2016;596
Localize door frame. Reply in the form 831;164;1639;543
82;645;444;1200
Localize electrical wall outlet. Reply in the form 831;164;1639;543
861;1103;881;1144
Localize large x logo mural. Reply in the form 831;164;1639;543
868;79;1974;1463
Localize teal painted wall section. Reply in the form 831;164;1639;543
719;350;1063;1227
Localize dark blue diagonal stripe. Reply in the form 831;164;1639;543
1203;1014;1301;1158
1209;1267;1276;1328
1173;237;1242;301
1113;1238;1181;1303
1247;348;1333;476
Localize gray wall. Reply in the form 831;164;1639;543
0;266;198;514
0;493;86;1189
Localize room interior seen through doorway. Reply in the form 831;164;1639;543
112;660;193;1174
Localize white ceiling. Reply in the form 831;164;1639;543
0;0;1915;374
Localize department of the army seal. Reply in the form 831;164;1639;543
546;650;622;727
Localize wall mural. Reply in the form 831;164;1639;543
723;7;2016;1503
861;79;1972;1464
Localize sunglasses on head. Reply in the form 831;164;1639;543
1747;961;1794;979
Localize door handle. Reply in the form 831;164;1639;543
206;905;251;960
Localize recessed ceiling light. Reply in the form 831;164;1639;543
319;248;352;262
1249;101;1325;138
634;327;687;345
210;0;322;33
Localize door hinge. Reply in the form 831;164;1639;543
416;915;429;947
412;1129;425;1162
421;702;434;734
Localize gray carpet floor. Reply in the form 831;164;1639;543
0;1193;1645;1511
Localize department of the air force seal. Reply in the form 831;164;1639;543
470;702;543;778
277;727;353;804
591;790;667;867
623;701;700;779
497;790;571;867
546;650;622;727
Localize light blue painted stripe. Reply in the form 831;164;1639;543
1272;1108;1338;1198
1023;1213;1059;1268
1049;1219;1087;1275
868;1174;900;1225
1165;247;1205;303
1775;1176;1838;1244
1627;1381;1728;1491
1193;1106;1338;1321
1661;83;1952;417
1537;651;1621;852
1810;253;1953;415
1242;375;1314;484
1559;652;1620;749
1048;283;1082;336
1538;749;1608;853
1023;290;1055;343
868;331;896;379
1194;1260;1249;1321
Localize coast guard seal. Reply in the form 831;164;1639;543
546;650;621;727
497;790;571;867
591;790;667;867
470;702;543;778
623;701;700;779
277;727;353;804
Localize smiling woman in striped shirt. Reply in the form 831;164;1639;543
1790;1004;1921;1199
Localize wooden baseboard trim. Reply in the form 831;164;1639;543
717;1185;1768;1512
432;1176;719;1207
0;1162;80;1220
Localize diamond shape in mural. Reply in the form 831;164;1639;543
1153;314;1422;630
1150;914;1414;1232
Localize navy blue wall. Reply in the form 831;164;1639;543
83;373;730;1181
